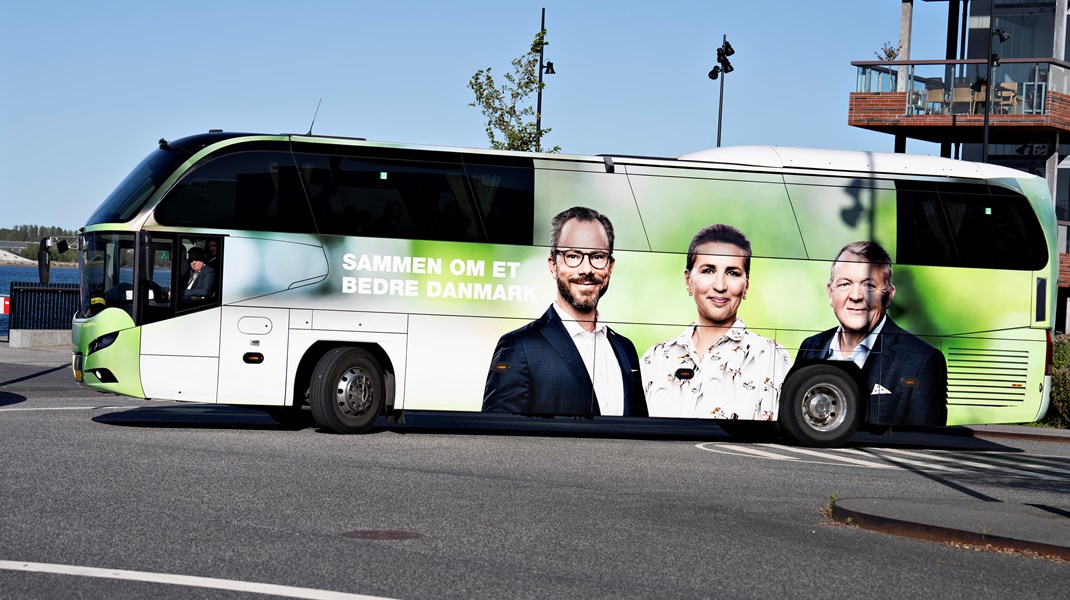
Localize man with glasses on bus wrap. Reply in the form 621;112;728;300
482;206;647;417
798;241;947;427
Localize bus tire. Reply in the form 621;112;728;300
309;348;384;434
778;365;861;448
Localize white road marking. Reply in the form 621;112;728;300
694;443;1070;480
771;445;899;468
696;442;892;468
933;450;1070;476
697;443;799;460
0;560;394;599
834;447;972;473
879;448;1065;481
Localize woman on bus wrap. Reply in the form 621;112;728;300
640;224;791;420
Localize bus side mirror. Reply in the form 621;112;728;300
37;238;51;284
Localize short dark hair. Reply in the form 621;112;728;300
831;240;893;286
686;224;752;275
549;206;615;256
188;247;206;262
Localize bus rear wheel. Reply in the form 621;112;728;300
778;365;861;448
309;348;384;434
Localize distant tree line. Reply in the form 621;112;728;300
1;225;77;262
0;225;76;241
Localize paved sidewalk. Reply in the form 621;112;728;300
0;338;70;366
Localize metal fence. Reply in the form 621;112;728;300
9;281;79;330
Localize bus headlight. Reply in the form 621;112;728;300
88;331;119;355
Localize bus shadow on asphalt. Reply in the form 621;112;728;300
373;414;1016;451
87;404;1014;451
90;406;1014;451
0;391;27;407
91;404;289;431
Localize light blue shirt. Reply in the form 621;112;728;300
825;316;886;369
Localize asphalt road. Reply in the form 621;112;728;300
1;358;1068;599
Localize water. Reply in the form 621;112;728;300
0;265;80;338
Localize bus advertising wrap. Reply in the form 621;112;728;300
72;134;1056;446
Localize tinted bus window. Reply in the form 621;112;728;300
297;153;484;243
463;157;534;245
87;149;186;226
155;151;317;234
896;181;1047;270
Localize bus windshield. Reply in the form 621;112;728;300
79;232;136;318
85;148;185;226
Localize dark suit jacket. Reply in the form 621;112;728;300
798;317;947;427
483;306;648;417
182;263;216;302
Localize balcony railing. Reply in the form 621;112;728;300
853;58;1070;117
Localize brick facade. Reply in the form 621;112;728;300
847;90;1070;142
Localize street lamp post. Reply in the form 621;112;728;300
535;7;555;152
708;35;735;148
982;25;1010;163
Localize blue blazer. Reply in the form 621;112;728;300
483;306;648;417
798;317;947;427
182;263;216;302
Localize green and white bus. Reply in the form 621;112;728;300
69;131;1056;447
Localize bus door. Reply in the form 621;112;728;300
137;233;222;403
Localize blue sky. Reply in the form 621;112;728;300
0;1;949;230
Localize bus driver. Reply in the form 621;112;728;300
175;246;216;302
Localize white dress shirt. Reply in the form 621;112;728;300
552;302;625;416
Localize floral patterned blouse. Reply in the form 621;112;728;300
640;318;792;420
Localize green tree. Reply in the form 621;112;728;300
468;29;560;153
875;41;900;61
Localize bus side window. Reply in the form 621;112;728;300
896;181;1047;270
176;237;221;311
299;152;486;243
155;151;317;235
139;235;177;326
463;158;535;245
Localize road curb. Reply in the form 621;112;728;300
829;501;1070;561
967;428;1070;444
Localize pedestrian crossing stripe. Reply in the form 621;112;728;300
695;443;1070;481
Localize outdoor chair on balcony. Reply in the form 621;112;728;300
951;86;979;114
924;88;947;114
996;82;1020;114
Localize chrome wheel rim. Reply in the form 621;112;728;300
800;383;847;432
335;367;373;418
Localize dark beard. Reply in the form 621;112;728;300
557;274;608;313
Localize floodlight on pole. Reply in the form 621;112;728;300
709;35;734;147
982;26;1009;163
535;7;555;152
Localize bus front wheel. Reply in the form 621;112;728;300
309;348;384;434
778;365;861;448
